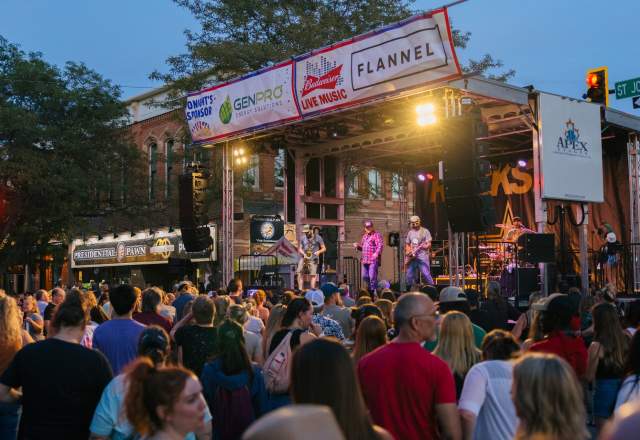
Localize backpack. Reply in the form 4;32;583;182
263;330;294;393
213;385;256;440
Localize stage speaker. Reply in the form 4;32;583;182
167;257;193;275
179;172;208;228
517;267;539;298
388;232;400;247
518;233;555;263
445;194;497;232
181;226;213;252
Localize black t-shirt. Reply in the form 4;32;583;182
43;303;56;321
0;338;113;440
481;300;521;331
268;328;305;355
175;325;217;377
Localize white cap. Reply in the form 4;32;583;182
409;215;420;223
305;289;324;307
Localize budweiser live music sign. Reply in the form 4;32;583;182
186;8;461;143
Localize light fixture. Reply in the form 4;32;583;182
168;226;174;233
517;159;527;168
426;172;434;180
417;173;427;182
416;103;436;126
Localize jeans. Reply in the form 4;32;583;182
593;378;622;419
406;258;434;286
361;261;379;292
0;401;21;440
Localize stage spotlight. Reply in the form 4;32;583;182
417;173;427;182
416;103;436;126
426;172;434;180
517;159;527;168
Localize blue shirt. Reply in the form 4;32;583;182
173;293;196;322
93;319;145;375
312;314;345;340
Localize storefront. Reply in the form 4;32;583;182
70;226;217;290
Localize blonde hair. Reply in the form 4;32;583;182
353;315;387;363
213;295;231;327
0;292;24;371
513;353;588;440
262;304;287;358
433;311;480;376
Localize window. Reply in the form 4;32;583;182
148;142;158;201
274;149;285;189
243;154;260;190
368;169;382;199
347;166;359;198
391;173;403;200
165;140;174;199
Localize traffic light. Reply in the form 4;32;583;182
583;66;608;106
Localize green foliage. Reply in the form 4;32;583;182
0;36;148;264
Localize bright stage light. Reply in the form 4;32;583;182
517;159;527;168
426;172;434;180
417;173;427;182
416;103;436;126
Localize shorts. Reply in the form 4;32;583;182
297;258;318;276
593;378;622;418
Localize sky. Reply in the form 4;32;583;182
1;0;638;113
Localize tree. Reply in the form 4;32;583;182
0;37;149;265
151;0;513;93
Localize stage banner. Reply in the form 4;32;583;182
538;93;604;203
185;61;300;143
294;8;460;116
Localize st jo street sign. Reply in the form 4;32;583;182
615;77;640;100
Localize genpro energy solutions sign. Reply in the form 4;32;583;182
538;93;604;203
186;8;460;143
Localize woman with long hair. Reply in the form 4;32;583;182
352;315;388;364
262;304;287;360
481;281;520;331
0;293;112;440
0;291;33;439
124;358;207;439
213;295;231;327
512;353;588;440
521;307;545;351
90;325;212;439
433;311;481;398
615;330;640;409
229;304;264;364
21;295;44;341
374;299;393;329
459;330;521;440
200;320;267;439
587;302;629;427
268;298;319;356
291;338;392;440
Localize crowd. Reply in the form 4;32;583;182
1;279;640;440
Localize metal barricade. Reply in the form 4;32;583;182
235;255;279;287
341;256;360;293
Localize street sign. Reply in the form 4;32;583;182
633;96;640;109
615;77;640;100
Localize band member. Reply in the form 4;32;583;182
297;224;326;289
505;216;534;242
352;220;383;292
405;215;434;286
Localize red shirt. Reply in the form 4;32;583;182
357;342;456;440
133;311;172;334
529;331;587;378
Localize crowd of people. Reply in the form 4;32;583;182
1;279;640;440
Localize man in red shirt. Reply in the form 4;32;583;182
357;292;461;440
529;293;587;378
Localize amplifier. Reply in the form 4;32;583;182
517;233;555;263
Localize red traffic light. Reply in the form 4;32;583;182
587;72;600;88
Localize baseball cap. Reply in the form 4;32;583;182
409;215;420;223
320;283;340;299
439;286;467;303
607;232;617;243
364;220;373;228
302;224;311;232
532;293;570;312
305;289;324;307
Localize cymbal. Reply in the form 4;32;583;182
494;223;511;228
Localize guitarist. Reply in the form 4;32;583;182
405;215;434;287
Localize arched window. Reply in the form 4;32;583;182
165;139;174;199
148;142;158;201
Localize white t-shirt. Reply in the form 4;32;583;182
615;375;640;411
458;360;517;440
243;330;262;362
244;315;265;335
